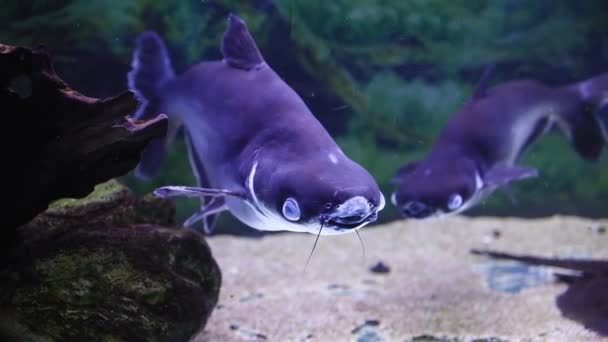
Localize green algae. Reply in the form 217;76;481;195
47;179;128;214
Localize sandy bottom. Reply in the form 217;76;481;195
193;216;607;341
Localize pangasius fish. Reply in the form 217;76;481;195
392;66;608;219
129;14;385;234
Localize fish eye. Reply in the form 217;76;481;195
447;193;463;210
368;201;374;208
282;197;301;221
390;192;398;206
325;203;332;209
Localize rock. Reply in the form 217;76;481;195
369;261;391;274
0;42;168;230
0;180;221;342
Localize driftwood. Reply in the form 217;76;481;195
0;43;168;229
472;249;608;336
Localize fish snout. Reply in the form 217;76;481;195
326;196;378;228
401;201;433;219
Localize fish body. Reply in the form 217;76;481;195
129;14;384;234
392;67;608;219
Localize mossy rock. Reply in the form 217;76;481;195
46;179;131;216
0;180;221;342
21;180;176;234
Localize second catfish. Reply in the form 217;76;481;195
392;66;608;219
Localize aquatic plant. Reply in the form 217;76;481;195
3;0;607;225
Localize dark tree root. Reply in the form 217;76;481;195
0;42;168;229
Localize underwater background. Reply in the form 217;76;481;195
3;0;607;232
2;1;608;341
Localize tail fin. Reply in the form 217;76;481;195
580;73;608;142
559;74;608;160
128;31;178;179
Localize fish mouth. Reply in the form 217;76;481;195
400;200;436;219
401;209;434;219
325;211;378;229
401;207;451;220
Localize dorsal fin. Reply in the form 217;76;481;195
471;63;496;100
221;13;265;70
391;160;420;184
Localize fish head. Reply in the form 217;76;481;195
258;156;385;235
391;158;481;219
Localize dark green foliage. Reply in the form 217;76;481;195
3;0;607;225
0;1;137;55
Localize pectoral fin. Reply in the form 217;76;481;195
184;131;224;233
154;185;247;199
184;197;228;234
483;164;538;189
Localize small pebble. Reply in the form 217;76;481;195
239;292;263;302
364;319;380;326
299;333;314;341
229;324;268;340
369;261;390;274
351;319;381;334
